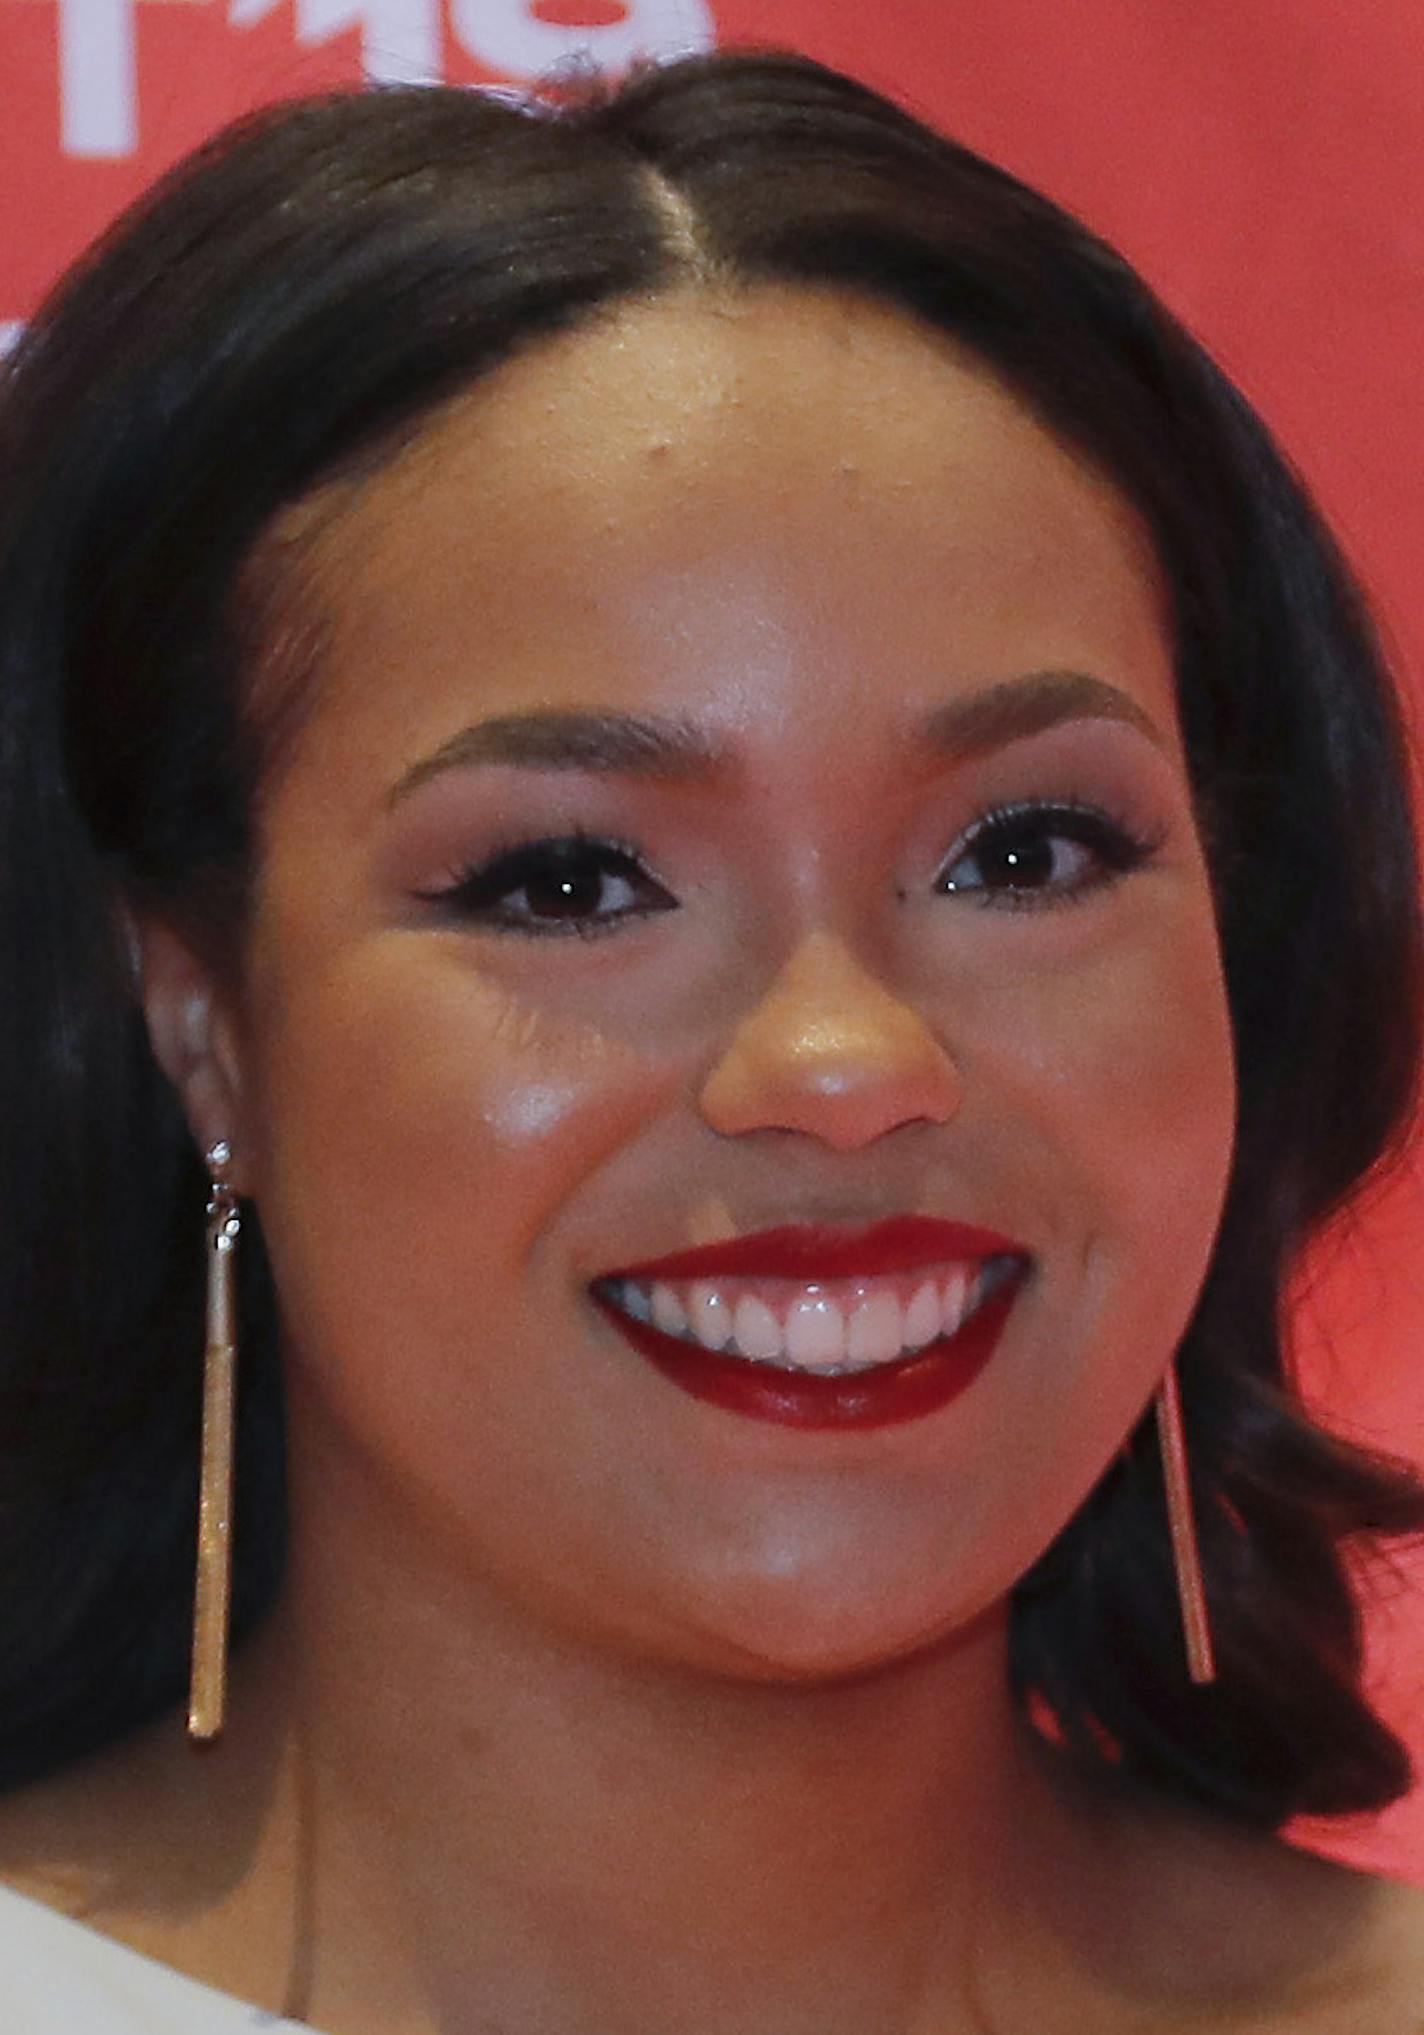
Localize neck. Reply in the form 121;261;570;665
235;1447;1078;2035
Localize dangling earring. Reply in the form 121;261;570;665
1154;1361;1217;1685
188;1137;241;1741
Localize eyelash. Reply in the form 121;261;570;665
936;799;1165;913
417;827;659;941
417;802;1163;939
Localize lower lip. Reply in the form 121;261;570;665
590;1281;1020;1431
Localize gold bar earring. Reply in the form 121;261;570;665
1154;1360;1217;1685
188;1137;241;1741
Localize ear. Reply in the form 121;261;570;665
131;912;256;1196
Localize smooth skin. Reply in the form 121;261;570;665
4;288;1422;2032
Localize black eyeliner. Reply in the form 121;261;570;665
938;797;1164;911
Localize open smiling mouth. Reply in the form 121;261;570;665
589;1255;1028;1431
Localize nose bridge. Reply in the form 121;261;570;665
696;928;963;1151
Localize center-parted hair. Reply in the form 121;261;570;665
0;49;1420;1824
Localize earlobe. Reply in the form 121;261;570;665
132;915;252;1191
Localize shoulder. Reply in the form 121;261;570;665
1227;1863;1424;2034
1040;1757;1424;2033
1132;1831;1424;2031
0;1659;305;2029
1328;1867;1424;2025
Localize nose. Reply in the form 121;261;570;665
696;931;963;1151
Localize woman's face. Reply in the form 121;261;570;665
207;287;1236;1678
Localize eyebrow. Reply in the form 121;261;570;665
384;668;1166;808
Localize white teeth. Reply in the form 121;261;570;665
619;1281;653;1324
845;1290;904;1365
732;1294;782;1362
941;1267;970;1338
604;1257;1019;1375
784;1295;846;1369
904;1279;941;1349
687;1281;734;1352
650;1282;687;1337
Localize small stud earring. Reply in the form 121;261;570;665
1154;1360;1217;1684
188;1137;241;1740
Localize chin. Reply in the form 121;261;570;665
672;1569;1003;1689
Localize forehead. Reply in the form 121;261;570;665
276;286;1176;769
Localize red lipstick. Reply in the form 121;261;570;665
603;1214;1026;1284
590;1217;1030;1432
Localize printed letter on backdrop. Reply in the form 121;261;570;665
229;0;442;83
450;0;714;76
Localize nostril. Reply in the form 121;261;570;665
695;1066;964;1147
696;1029;962;1148
692;926;963;1146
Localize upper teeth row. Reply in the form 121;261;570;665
599;1260;1011;1375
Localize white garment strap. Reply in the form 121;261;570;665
0;1881;315;2033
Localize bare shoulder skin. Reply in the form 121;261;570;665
0;1629;304;2019
980;1742;1424;2034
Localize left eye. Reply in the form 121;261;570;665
418;833;676;938
937;802;1154;907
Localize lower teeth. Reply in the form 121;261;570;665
725;1340;945;1376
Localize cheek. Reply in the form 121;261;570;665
242;933;668;1396
1081;916;1235;1259
1064;946;1228;1212
964;894;1236;1515
959;885;1236;1244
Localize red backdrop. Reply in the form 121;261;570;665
3;0;1421;1881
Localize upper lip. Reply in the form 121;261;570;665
596;1215;1029;1284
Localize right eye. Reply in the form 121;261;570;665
416;831;676;940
